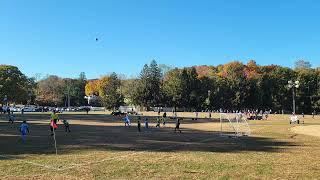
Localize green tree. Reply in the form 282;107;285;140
180;68;202;110
312;68;320;112
163;67;202;111
162;68;183;109
122;78;139;105
62;72;87;107
99;73;123;110
0;65;35;104
260;66;294;112
295;68;318;113
74;72;87;106
132;60;162;109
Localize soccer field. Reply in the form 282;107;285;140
1;113;320;179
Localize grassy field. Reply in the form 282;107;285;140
0;112;320;179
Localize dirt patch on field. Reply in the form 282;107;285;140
291;125;320;138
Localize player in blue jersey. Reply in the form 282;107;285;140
19;120;29;143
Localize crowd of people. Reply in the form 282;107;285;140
0;106;12;114
122;111;182;133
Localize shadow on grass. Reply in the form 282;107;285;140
0;114;299;159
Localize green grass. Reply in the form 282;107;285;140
0;113;320;179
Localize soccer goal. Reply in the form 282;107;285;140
219;113;251;137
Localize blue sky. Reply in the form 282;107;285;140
1;0;320;79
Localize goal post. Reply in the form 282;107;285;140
219;113;251;137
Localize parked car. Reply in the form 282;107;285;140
55;107;63;113
91;107;105;111
65;107;77;111
10;107;21;112
111;111;125;116
77;106;92;112
22;106;36;112
247;115;263;120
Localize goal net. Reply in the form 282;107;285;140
219;113;251;137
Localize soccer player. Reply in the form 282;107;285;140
312;111;315;119
62;119;71;132
162;112;167;126
174;118;182;133
50;110;59;135
8;114;15;124
145;118;149;129
156;117;161;128
124;114;131;127
7;107;11;115
137;116;141;132
19;120;29;142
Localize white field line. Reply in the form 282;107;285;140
0;154;60;171
0;129;225;171
59;151;145;171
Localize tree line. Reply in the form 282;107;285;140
0;59;319;113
